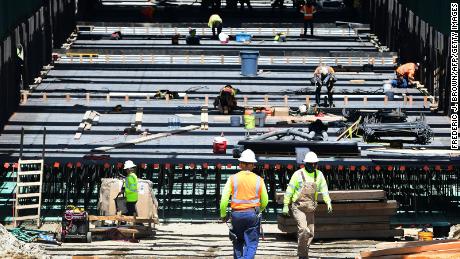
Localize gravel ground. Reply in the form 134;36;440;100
42;223;381;259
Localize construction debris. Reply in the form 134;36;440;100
92;125;200;152
362;117;433;145
0;223;49;259
450;225;460;239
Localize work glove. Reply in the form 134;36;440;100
282;205;290;217
327;203;333;214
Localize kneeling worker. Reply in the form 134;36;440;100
283;151;332;259
220;149;268;259
392;62;419;88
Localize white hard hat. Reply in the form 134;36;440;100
124;160;136;169
303;151;319;163
238;149;258;163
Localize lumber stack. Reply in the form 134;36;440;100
276;190;403;239
359;240;460;258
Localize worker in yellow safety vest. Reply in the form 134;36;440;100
220;149;268;259
121;160;139;216
300;1;316;36
208;14;223;39
283;151;332;259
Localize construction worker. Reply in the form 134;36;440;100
312;64;336;107
283;151;332;259
208;14;223;39
214;84;238;114
220;149;268;259
121;160;138;216
392;62;419;88
300;1;316;36
186;29;200;45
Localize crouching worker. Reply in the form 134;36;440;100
392;62;419;88
214;84;238;114
220;149;269;259
283;152;332;259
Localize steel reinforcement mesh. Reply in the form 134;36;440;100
1;163;459;221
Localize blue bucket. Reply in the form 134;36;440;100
236;33;252;42
230;116;241;126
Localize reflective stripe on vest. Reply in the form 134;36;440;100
303;6;314;19
231;174;261;204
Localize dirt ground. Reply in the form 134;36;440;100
40;223;386;259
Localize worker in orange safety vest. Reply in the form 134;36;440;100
393;62;419;88
300;1;316;36
220;149;268;259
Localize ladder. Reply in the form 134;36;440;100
14;127;46;227
14;159;44;227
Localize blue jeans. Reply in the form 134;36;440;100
391;77;408;88
231;210;260;259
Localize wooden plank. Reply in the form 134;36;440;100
275;190;386;204
375;240;458;250
376;249;460;259
16;193;41;198
89;215;156;223
74;111;91;140
278;225;403;238
279;222;390;232
277;215;391;225
93;125;200;152
17;182;42;187
360;240;460;258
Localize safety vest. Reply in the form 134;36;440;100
124;173;138;202
302;5;315;21
230;171;262;210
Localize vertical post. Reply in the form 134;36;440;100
42;127;46;159
20;127;24;159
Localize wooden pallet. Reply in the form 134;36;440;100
277;189;402;239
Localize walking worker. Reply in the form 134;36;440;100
283;151;332;259
220;149;269;259
121;160;139;216
300;0;316;36
208;14;223;39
